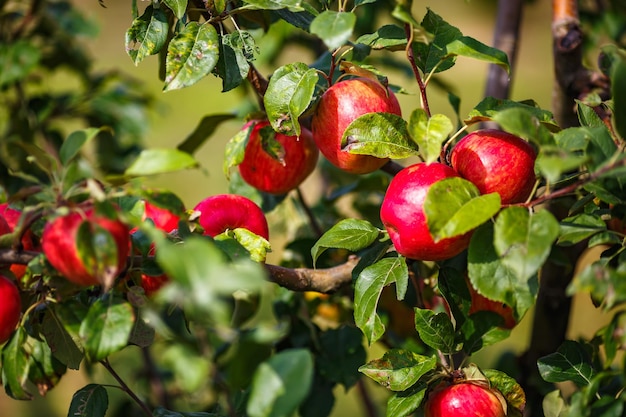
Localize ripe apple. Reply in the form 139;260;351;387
193;194;269;240
238;120;318;195
450;129;537;204
133;201;182;296
0;203;38;279
41;206;130;286
425;382;506;417
311;77;402;174
0;274;21;344
380;162;471;261
467;280;517;329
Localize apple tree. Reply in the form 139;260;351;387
0;0;625;416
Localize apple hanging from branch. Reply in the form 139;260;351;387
311;77;402;174
193;194;269;240
0;274;21;345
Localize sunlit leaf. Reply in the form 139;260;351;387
310;10;356;50
356;24;407;51
28;339;66;397
343;112;417;159
311;219;381;266
408;110;453;164
1;328;32;400
125;149;198;177
359;349;436;391
164;22;219;91
354;256;408;344
125;5;168;65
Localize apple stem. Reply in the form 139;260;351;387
403;23;431;118
100;358;154;417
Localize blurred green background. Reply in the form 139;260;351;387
1;1;612;415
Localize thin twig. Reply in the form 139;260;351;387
404;24;431;117
100;358;153;417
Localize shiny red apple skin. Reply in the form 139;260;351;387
425;382;506;417
134;201;181;296
238;120;318;195
41;207;130;286
194;194;269;240
380;163;471;261
0;204;39;279
311;77;402;174
450;129;537;204
0;274;21;344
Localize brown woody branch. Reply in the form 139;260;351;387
0;249;358;294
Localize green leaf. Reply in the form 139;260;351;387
354;257;408;344
413;9;461;74
60;128;103;165
164;22;220;91
538;341;596;386
356;24;407;51
247;349;313;417
359;349;436;391
386;384;427;417
153;408;221;417
465;98;558;136
125;148;198;177
79;295;135;362
494;207;560;282
263;62;318;136
311;219;380;266
542;390;567;417
612;56;626;140
163;0;188;19
41;307;84;370
461;311;511;354
567;260;626;311
343;113;418;159
424;177;501;241
483;369;527;414
178;114;236;155
413;308;458;354
223;123;253;178
446;36;509;72
241;0;305;11
467;223;537;320
408;110;453;164
76;221;119;289
310;10;356;50
125;5;168;65
216;32;256;92
557;214;606;246
67;384;109;417
0;40;41;87
27;338;66;397
215;228;271;263
535;147;587;184
1;328;32;400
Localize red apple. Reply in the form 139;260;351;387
194;194;269;240
450;129;537;204
467;278;516;329
238;120;318;195
425;382;506;417
133;201;182;296
380;162;471;261
0;204;38;279
0;274;21;344
41;206;130;286
311;77;402;174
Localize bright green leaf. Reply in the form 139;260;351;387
424;177;500;241
557;214;606;246
223;123;254;178
356;24;407;51
408;110;453;164
79;295;135;362
125;148;198;177
310;11;356;51
241;0;305;11
446;36;509;73
1;327;32;400
0;40;41;87
494;207;560;282
263;63;318;136
247;349;313;417
484;369;527;413
354;257;408;345
164;22;219;91
413;308;458;354
311;219;380;266
343;113;417;159
413;9;461;74
28;339;66;397
359;349;436;391
125;5;168;65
